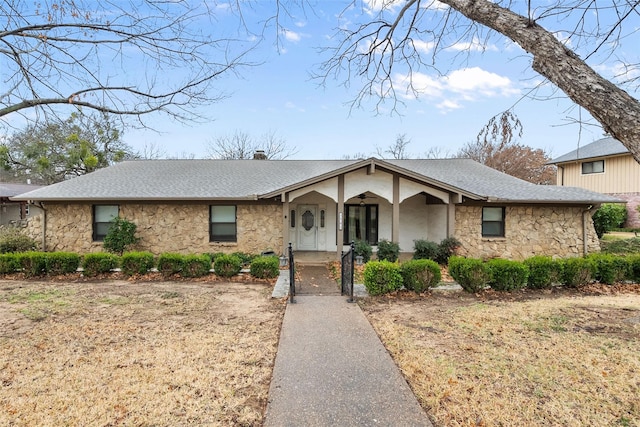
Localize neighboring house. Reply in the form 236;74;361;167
0;183;44;226
13;157;620;261
549;137;640;227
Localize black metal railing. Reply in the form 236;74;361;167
288;242;296;303
341;241;355;303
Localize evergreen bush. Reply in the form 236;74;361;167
17;251;48;277
354;240;373;263
157;253;185;276
102;217;139;255
182;254;212;277
231;251;258;266
487;258;529;291
376;239;400;262
120;251;155;276
0;253;19;274
82;252;119;277
363;260;403;296
0;228;37;253
592;203;627;238
560;257;596;287
436;237;462;264
250;256;280;279
45;252;80;275
523;256;563;289
448;256;491;293
413;239;440;261
213;254;242;278
400;259;442;293
629;255;640;283
587;253;630;285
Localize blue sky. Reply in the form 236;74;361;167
119;2;639;160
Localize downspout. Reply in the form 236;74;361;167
33;202;46;252
583;205;593;256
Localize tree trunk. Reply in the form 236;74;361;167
441;0;640;163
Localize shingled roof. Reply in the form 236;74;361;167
12;157;620;204
549;137;629;164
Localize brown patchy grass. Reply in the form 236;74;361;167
0;279;285;426
361;286;640;427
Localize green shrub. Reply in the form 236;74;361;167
592;203;627;238
436;237;462;264
213;254;242;278
0;253;19;274
250;256;280;279
487;259;529;291
448;256;491;293
231;251;258;266
523;256;563;289
182;254;211;278
102;217;139;255
82;252;119;277
0;228;37;253
120;251;155;276
157;253;185;276
600;237;640;255
560;257;596;287
377;239;400;262
354;240;373;263
363;260;403;296
629;255;640;283
413;239;440;261
587;253;630;285
400;259;442;293
45;252;80;275
16;252;47;277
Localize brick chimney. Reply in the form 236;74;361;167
253;150;267;160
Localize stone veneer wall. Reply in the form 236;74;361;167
26;202;283;255
455;205;600;260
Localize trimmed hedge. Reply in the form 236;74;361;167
363;260;403;296
448;256;491;293
400;259;441;293
629;255;640;283
17;252;48;277
182;254;211;278
45;252;81;275
250;256;280;279
213;254;242;278
487;259;529;291
377;239;400;262
523;256;563;289
157;253;185;276
560;257;596;287
120;251;155;276
82;253;119;277
0;253;19;274
587;253;630;285
413;239;440;261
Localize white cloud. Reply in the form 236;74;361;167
413;40;436;54
446;67;518;97
448;37;498;52
282;29;302;43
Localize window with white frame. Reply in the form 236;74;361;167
210;205;237;242
482;206;505;237
93;205;118;241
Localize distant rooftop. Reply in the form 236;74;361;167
549;137;629;164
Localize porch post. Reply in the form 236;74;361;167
392;174;400;243
336;174;344;259
447;193;460;237
282;192;290;256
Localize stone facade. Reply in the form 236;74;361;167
455;205;600;260
26;202;283;255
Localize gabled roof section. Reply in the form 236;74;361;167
12;157;621;205
549;137;629;164
0;183;44;198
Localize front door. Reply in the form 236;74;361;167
297;205;318;250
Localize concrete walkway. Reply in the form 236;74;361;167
264;294;433;426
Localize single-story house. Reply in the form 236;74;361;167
548;137;640;227
12;157;621;260
0;183;44;226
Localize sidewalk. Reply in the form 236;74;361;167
264;294;433;426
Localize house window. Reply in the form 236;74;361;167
93;205;118;241
582;160;604;174
482;207;505;237
344;204;378;245
210;205;236;242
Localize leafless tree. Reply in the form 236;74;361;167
0;0;255;126
315;1;640;163
205;130;297;159
137;142;167;160
376;133;412;159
